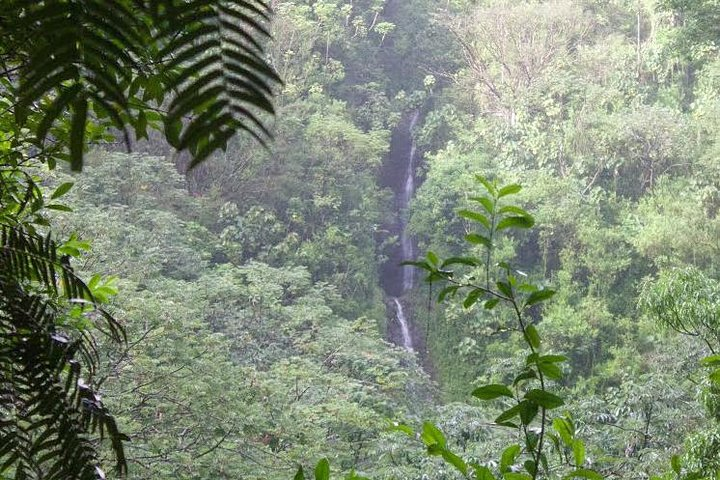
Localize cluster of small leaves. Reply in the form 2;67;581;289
4;0;280;171
402;176;603;480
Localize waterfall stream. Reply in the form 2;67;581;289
387;110;420;352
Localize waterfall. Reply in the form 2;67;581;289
388;110;420;352
400;111;420;292
393;298;413;350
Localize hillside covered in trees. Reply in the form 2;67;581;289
2;0;720;479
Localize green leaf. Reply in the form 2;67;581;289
513;368;537;385
484;298;500;310
538;362;563;380
458;209;490;228
387;421;414;437
519;400;539;424
45;204;73;212
564;469;603;480
426;251;440;266
523;460;537;476
671;454;681;474
294;466;305;480
464;289;485;309
498;184;522;198
701;355;720;367
572;439;586;466
524;325;541;349
438;285;461;303
421;422;446;449
526;289;556;306
470;196;495;213
496;215;535;231
524;389;564;409
497;281;513;298
553;418;574;446
472;384;514;400
500;444;521;472
50;182;74;200
499;205;530;216
442;256;481;267
314;458;330;480
472;464;497;480
466;233;492;248
442;450;468;476
539;355;569;364
495;404;522;424
475;175;497;196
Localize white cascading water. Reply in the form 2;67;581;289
391;110;420;352
393;298;413;350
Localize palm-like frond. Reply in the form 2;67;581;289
157;0;281;168
0;225;127;479
9;0;279;171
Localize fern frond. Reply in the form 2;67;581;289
156;0;280;168
0;224;127;478
10;0;279;171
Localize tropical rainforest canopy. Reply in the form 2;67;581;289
2;0;720;479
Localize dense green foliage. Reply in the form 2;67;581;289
3;0;720;479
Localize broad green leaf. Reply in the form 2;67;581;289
523;460;537;476
426;251;439;266
464;289;484;309
471;196;495;213
46;204;73;212
500;444;521;472
495;404;522;424
388;421;414;437
466;233;492;248
539;355;569;364
524;389;564;409
526;289;556;306
553;418;573;446
701;355;720;367
524;325;541;349
519;400;539;424
498;184;522;198
50;182;74;200
475;174;497;196
472;384;514;400
572;439;586;466
472;464;497;480
513;369;537;385
458;209;490;228
484;298;500;310
438;285;461;303
499;205;530;216
314;458;330;480
294;466;305;480
564;469;603;480
442;450;468;476
538;362;562;380
496;215;535;231
442;256;481;267
421;422;446;449
671;455;681;474
497;281;513;298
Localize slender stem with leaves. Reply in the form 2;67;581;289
392;175;603;480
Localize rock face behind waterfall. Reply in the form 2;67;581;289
380;111;422;353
